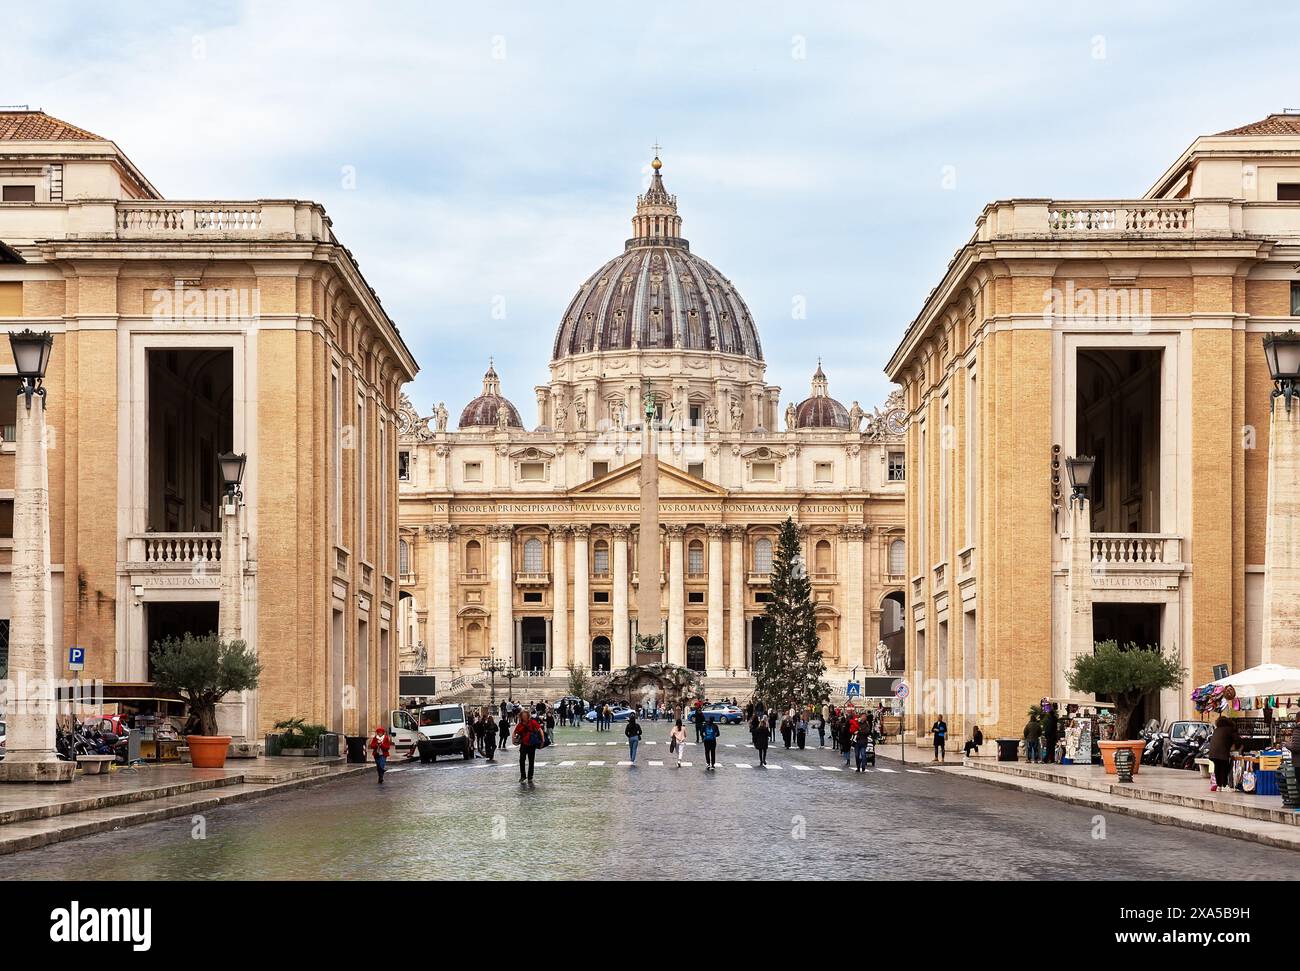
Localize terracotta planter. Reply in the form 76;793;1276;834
186;735;233;769
1099;740;1146;775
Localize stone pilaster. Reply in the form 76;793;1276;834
492;524;514;661
1263;401;1300;664
426;524;456;673
842;524;866;673
612;524;630;667
551;525;570;673
706;524;725;672
572;525;591;668
728;525;747;673
667;523;686;665
1062;499;1094;698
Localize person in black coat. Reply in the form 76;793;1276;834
1207;716;1240;790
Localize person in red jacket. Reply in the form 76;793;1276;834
369;726;393;784
512;709;543;783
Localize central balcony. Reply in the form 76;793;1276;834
127;533;222;568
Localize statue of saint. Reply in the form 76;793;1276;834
729;395;744;432
875;639;890;675
704;404;719;431
785;401;797;431
574;395;588;431
554;398;568;431
848;400;864;433
434;401;448;433
496;404;510;431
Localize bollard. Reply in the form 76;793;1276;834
1114;746;1134;783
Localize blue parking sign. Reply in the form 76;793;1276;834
68;646;85;671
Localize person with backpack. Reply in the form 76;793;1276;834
625;712;644;765
512;709;543;783
854;719;873;772
700;716;720;770
753;716;771;767
670;718;688;769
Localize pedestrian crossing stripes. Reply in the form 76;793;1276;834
467;757;929;776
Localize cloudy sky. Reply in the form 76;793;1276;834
10;1;1300;418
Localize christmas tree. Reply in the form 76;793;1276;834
755;516;830;710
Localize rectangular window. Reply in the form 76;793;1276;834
888;451;906;482
688;544;704;574
519;462;545;481
814;461;833;482
1;185;36;202
0;499;12;538
1292;282;1300;317
751;461;776;482
593;590;610;604
463;461;483;482
0;618;8;679
522;591;542;604
593;545;610;574
592;461;609;478
1279;183;1300;200
755;592;773;604
0;376;18;444
398;450;411;481
688;591;704;604
689;404;702;426
687;462;705;479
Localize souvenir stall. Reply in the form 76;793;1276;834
1191;664;1300;796
1050;700;1115;765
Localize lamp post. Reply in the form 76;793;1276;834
1061;454;1097;702
1262;331;1300;664
503;663;522;702
479;656;507;708
217;451;247;738
0;329;73;782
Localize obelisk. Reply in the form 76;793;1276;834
636;382;663;662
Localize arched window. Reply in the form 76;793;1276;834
815;539;832;574
398;538;411;575
688;539;705;575
465;539;483;574
591;636;611;672
523;537;543;573
889;538;906;576
593;539;610;575
754;538;773;574
686;636;706;672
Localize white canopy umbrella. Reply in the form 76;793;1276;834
1209;663;1300;697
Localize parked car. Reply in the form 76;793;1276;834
693;703;745;725
415;703;475;760
584;704;634;723
555;695;588;714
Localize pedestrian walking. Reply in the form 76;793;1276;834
796;715;808;750
839;719;853;767
930;715;948;764
780;715;793;749
545;709;556;747
701;716;720;770
483;713;497;761
368;725;392;784
853;719;871;772
625;713;643;765
498;713;511;750
512;709;543;783
753;716;771;767
670;719;688;768
816;713;826;748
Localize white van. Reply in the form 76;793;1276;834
413;703;474;760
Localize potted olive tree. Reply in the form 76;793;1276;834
1066;639;1184;775
150;633;263;769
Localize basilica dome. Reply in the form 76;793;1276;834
458;361;524;430
794;363;850;429
551;157;763;363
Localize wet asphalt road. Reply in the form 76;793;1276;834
0;725;1292;880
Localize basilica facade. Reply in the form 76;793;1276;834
397;158;905;694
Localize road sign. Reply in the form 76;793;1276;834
894;681;909;701
68;646;85;672
845;681;861;698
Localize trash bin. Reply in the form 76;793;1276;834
345;735;367;764
264;733;283;757
996;738;1020;762
317;733;341;758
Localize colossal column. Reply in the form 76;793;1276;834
728;525;747;673
551;525;570;673
667;524;686;665
427;524;455;673
493;524;514;661
843;524;866;673
706;524;725;672
612;523;631;667
572;525;591;668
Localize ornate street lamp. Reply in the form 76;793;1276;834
0;329;73;782
1065;455;1096;504
9;328;53;410
479;656;508;708
218;451;247;499
1263;330;1300;414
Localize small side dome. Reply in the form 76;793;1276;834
794;361;850;429
458;360;524;430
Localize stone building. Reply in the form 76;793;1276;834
397;157;905;698
0;110;417;738
885;114;1300;738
